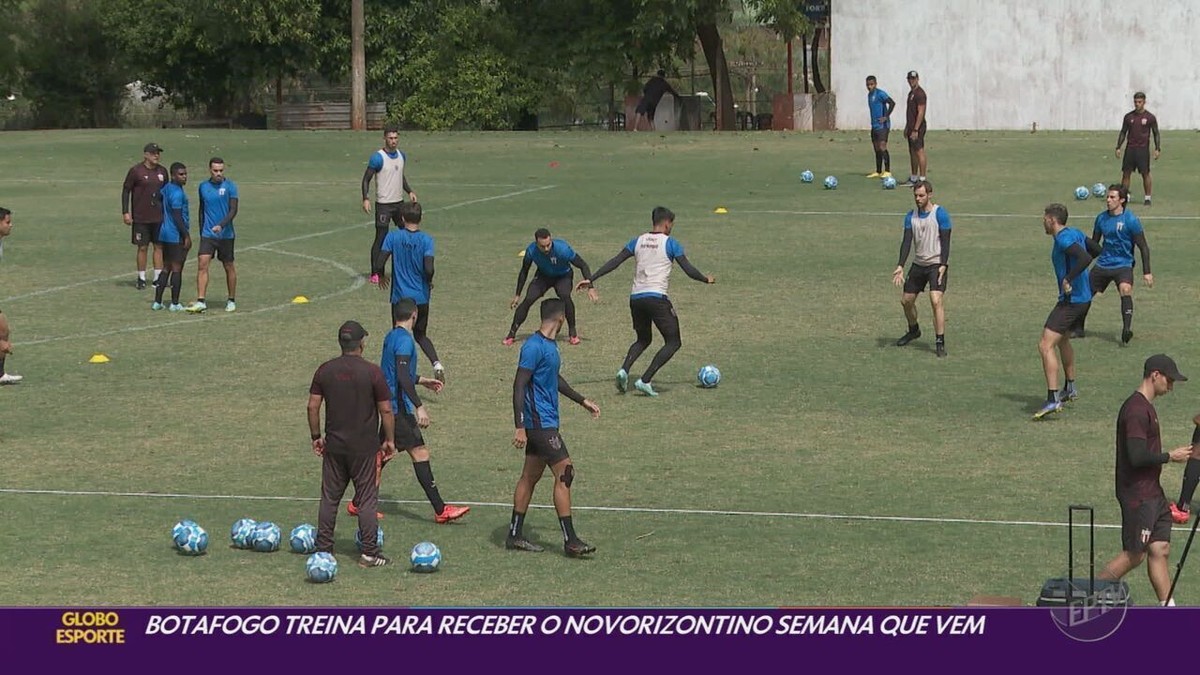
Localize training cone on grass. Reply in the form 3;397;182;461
517;250;525;257
88;353;110;364
292;296;309;304
713;207;728;214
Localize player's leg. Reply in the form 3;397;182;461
315;452;352;554
930;293;947;358
1120;152;1133;190
169;253;186;308
869;132;883;176
188;241;213;312
405;433;470;523
896;266;924;346
347;450;386;565
541;433;593;557
507;451;547;551
0;310;19;384
414;304;443;379
152;247;171;307
1141;160;1152;205
133;225;149;289
151;225;163;284
637;299;681;395
619;299;654;393
880;132;891;176
1172;422;1200;523
1117;274;1134;344
1035;322;1066;419
1099;499;1150;581
907;134;919;183
370;222;389;280
507;275;551;341
553;273;580;342
1144;501;1175;602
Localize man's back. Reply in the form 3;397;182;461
311;354;389;454
385;228;434;303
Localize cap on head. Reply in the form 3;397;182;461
1144;353;1187;381
337;320;369;343
906;70;919;80
143;142;163;153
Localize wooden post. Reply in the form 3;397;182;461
350;0;366;131
786;40;793;96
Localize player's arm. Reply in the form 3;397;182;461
558;374;600;417
1151;117;1161;157
896;213;914;268
170;205;187;241
307;376;326;454
936;210;952;267
393;354;424;410
583;248;634;286
0;311;11;354
675;255;714;284
424;255;434;286
569;252;593;280
882;96;895;120
1083;237;1102;258
1063;242;1093;283
1132;231;1151;275
213;198;238;230
371;368;395;447
513;255;533;296
513;367;533;428
361;167;377;202
373;246;393;280
1116;116;1130;152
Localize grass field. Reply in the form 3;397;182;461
1;128;1198;607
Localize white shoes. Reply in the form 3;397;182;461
0;372;23;385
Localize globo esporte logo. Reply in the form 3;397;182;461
56;611;126;644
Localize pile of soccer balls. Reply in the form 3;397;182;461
800;170;896;190
1074;182;1108;200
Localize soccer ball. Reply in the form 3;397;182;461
823;175;838;190
172;519;197;540
410;541;442;573
1074;186;1089;200
800;170;814;183
697;364;721;388
1092;182;1108;198
174;524;208;556
306;552;338;583
354;526;385;552
250;521;282;552
289;524;317;554
882;176;898;190
230;518;257;549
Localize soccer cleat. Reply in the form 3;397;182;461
935;343;947;358
505;535;544;552
358;553;391;568
1059;384;1079;403
136;278;146;290
1033;400;1063;420
1122;329;1133;345
346;501;384;519
434;504;470;524
1144;198;1152;207
0;373;23;385
169;303;185;312
866;171;882;178
502;336;515;346
433;363;446;383
634;379;658;397
1170;502;1191;525
895;327;921;346
615;369;628;393
225;300;236;312
369;273;380;284
151;302;164;311
568;335;581;346
564;538;597;557
881;171;893;178
185;301;207;314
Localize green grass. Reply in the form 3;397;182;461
0;128;1198;607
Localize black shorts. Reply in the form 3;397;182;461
1120;495;1172;553
871;128;890;144
1091;266;1134;294
526;272;573;300
376;202;403;229
161;242;189;264
198;238;235;262
385;413;426;451
1122;146;1151;175
902;263;947;294
905;124;927;151
1044;301;1091;334
630;296;680;343
525;428;570;465
131;222;160;246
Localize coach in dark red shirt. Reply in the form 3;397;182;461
1098;354;1192;605
903;70;927;186
121;142;168;290
307;320;397;568
1116;92;1161;207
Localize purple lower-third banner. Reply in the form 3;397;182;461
0;605;1184;668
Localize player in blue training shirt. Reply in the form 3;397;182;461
351;299;470;524
508;298;600;557
504;228;597;346
1070;184;1151;345
375;201;443;381
1035;203;1101;420
152;162;191;312
865;75;895;178
362;125;417;284
577;206;715;397
186;157;239;314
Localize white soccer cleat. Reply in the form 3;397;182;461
225;300;236;312
0;372;23;385
185;301;207;314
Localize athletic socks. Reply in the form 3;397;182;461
137;271;146;281
412;461;446;514
559;516;578;542
171;273;183;304
1121;295;1133;334
882;150;891;172
0;356;5;376
154;273;167;303
935;334;945;347
874;150;883;173
509;510;526;538
153;269;162;282
1047;389;1058;403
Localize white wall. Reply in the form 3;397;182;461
832;0;1200;130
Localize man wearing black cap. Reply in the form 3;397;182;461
307;321;397;568
1098;354;1193;605
121;143;168;289
903;71;927;186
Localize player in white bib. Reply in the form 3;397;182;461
362;125;417;284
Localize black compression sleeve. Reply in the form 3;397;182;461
1064;243;1093;283
1127;437;1168;468
403;176;413;195
394;355;423;409
1132;232;1151;274
424;256;434;284
170;209;187;239
121;188;131;214
570;253;593;280
361;168;376;200
938;228;951;266
588;249;634;285
557;374;586;405
1084;236;1103;258
215;198;238;229
883;96;895;118
675;255;709;283
514;257;532;296
897;229;913;267
1151;121;1160;152
513;368;533;428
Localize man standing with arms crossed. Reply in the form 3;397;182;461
903;71;927;186
1116;92;1160;207
187;158;239;314
865;75;895;178
892;180;951;357
362;125;417;284
121;142;168;290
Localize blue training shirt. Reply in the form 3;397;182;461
1092;209;1144;270
868;88;892;130
199;179;238;240
517;331;561;430
1052;227;1094;304
380;326;419;415
159;183;189;244
525;239;576;277
382;228;435;304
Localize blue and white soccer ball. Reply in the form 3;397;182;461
250;521;282;552
305;552;338;583
800;170;814;183
882;176;898;190
172;519;197;540
1074;186;1089;200
697;364;721;388
289;524;317;554
823;175;838;190
174;524;208;556
230;518;257;549
355;526;385;553
1092;182;1108;198
410;541;442;573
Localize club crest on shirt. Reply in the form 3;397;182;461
1140;119;1147;126
1140;528;1151;544
549;256;558;265
218;187;226;196
1115;221;1123;231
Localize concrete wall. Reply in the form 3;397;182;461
832;0;1200;130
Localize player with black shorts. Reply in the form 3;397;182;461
121;142;168;289
903;71;928;185
152;163;191;311
1116;92;1160;207
504;228;595;346
1071;185;1151;343
865;75;895;177
508;298;600;557
1097;354;1192;606
892;180;951;357
362;125;417;283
